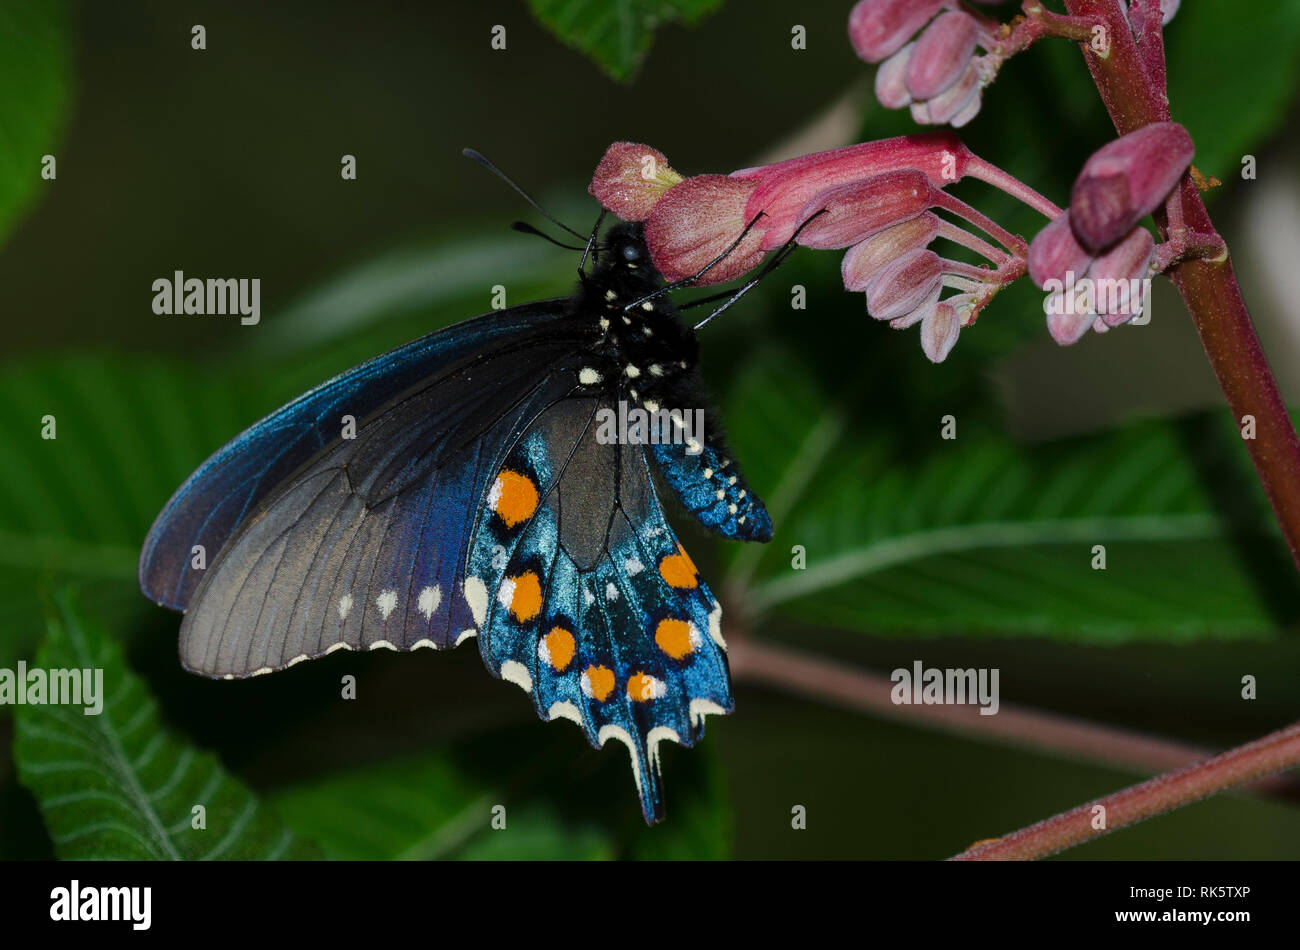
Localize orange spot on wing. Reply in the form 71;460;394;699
492;470;539;528
654;618;696;659
627;672;663;702
541;626;575;671
582;664;615;702
658;544;698;589
508;571;542;622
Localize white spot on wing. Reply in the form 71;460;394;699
464;577;488;626
500;660;532;693
708;601;725;649
579;367;602;385
410;638;437;651
337;594;353;620
417;584;441;620
369;640;397;651
624;556;644;576
376;589;398;619
325;642;352;655
497;577;516;610
547;701;583;726
605;581;619;601
455;629;478;645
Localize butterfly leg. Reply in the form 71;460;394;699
688;209;830;330
621;211;768;312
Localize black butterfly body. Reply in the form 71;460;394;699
139;222;771;823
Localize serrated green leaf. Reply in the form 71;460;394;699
526;0;723;81
13;589;319;859
0;0;73;246
723;346;1300;641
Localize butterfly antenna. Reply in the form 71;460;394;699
463;147;587;242
511;221;586;252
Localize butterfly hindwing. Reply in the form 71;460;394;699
465;395;730;822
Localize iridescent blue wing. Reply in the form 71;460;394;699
139;301;570;610
169;307;592;672
461;395;731;823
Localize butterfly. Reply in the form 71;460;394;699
138;190;774;825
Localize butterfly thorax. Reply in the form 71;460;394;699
572;223;699;412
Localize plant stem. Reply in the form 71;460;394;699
1065;0;1300;571
726;638;1300;805
949;719;1300;860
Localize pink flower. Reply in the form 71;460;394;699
589;136;1051;361
642;175;766;284
1069;122;1194;253
848;0;951;62
588;143;683;221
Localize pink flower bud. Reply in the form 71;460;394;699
1045;286;1097;345
734;133;972;249
919;60;981;126
906;11;979;100
794;169;932;250
589;142;683;221
875;42;914;109
1028;211;1093;289
841;213;939;291
920;300;961;362
865;248;944;320
1086;226;1154;324
643;175;766;285
1069;122;1194;252
849;0;949;63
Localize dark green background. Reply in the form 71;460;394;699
2;0;1299;860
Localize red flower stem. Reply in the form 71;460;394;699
963;156;1065;219
726;638;1300;806
1065;0;1300;573
931;190;1027;255
949;719;1300;860
937;218;1011;264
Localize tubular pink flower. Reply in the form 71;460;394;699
848;0;950;63
588;142;683;222
875;42;915;109
906;11;979;100
1028;211;1092;289
1087;226;1155;325
841;213;939;291
642;174;766;285
1069;122;1195;253
794;169;931;250
1046;297;1096;346
920;300;961;362
916;60;981;126
865;248;944;321
734;133;974;249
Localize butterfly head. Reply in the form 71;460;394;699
586;222;666;301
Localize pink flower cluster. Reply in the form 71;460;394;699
849;0;1003;127
590;135;1051;363
1027;122;1194;344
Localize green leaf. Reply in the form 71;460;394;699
271;726;731;860
723;346;1300;642
0;355;264;667
1165;0;1300;181
13;590;319;859
0;0;74;246
526;0;723;81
